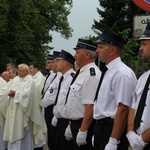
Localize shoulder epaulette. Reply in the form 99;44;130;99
90;67;96;76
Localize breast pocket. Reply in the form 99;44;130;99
70;84;82;97
60;89;68;99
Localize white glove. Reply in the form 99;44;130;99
51;116;58;127
104;137;119;150
126;131;147;150
64;125;73;141
76;129;87;146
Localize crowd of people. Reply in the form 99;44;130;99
0;23;150;150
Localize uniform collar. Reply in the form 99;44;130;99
80;62;95;73
106;57;121;70
63;68;75;79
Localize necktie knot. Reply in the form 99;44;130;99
60;76;64;82
102;66;108;73
75;69;80;77
46;72;51;79
70;69;80;85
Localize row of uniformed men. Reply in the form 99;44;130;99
43;25;150;150
0;24;150;150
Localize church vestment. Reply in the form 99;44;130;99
0;77;9;150
3;75;43;150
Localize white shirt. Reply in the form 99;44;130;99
132;70;150;135
53;68;75;119
42;72;62;107
66;62;101;120
94;57;137;120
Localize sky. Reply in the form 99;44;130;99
50;0;100;55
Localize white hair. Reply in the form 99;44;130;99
82;49;97;59
18;63;29;72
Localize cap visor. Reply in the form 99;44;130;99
56;57;64;60
139;35;150;40
96;39;107;44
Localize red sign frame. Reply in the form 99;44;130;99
133;0;150;12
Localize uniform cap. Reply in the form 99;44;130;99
97;29;125;48
46;54;53;61
41;68;49;75
53;51;60;58
74;38;97;51
57;50;75;65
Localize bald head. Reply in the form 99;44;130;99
2;71;10;82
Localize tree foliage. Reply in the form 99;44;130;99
92;0;150;76
0;0;73;72
93;0;145;34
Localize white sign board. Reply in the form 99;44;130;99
133;15;150;37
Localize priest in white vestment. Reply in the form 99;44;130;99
3;64;43;150
9;68;20;87
1;71;12;90
0;77;8;150
29;62;47;149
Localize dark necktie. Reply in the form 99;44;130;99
41;72;51;95
64;69;80;104
94;66;108;101
54;76;64;105
70;69;80;85
134;74;150;130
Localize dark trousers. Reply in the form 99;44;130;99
55;118;75;150
44;105;57;150
94;118;129;150
70;119;95;150
34;147;43;150
144;143;150;150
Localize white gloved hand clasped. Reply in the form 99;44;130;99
64;125;73;141
51;116;58;127
126;131;147;150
